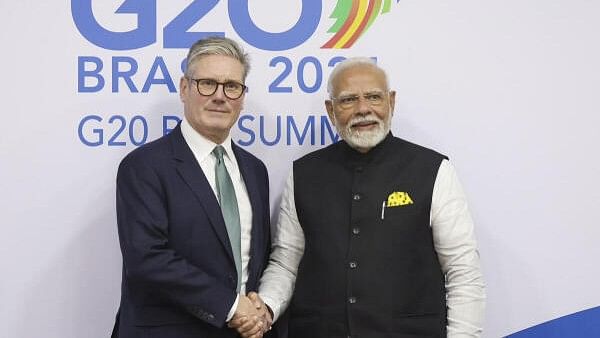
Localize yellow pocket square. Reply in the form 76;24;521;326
386;192;413;207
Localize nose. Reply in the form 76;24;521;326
355;96;372;115
211;83;227;102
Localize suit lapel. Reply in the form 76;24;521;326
168;125;235;264
232;143;262;233
232;143;264;286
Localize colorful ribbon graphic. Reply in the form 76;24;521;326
322;0;398;49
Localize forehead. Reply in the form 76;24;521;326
332;65;387;95
188;54;244;81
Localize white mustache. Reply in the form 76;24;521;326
348;115;382;128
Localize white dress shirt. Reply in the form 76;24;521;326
258;159;486;337
180;118;252;320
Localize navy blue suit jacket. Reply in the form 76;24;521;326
112;125;271;338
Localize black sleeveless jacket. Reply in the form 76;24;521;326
290;134;448;338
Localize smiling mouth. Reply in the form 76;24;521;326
351;120;378;129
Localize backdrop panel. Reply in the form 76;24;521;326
1;1;599;337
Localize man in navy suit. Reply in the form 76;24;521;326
112;37;273;338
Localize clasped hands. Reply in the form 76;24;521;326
228;292;272;338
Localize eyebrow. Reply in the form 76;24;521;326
192;76;243;83
337;89;386;97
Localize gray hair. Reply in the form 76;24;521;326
327;57;389;97
185;36;250;80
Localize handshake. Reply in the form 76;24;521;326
228;291;273;338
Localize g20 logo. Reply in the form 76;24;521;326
71;0;400;51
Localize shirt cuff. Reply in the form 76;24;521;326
226;294;240;322
259;294;281;322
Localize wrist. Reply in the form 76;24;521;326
265;303;274;319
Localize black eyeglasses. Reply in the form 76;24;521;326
188;78;247;100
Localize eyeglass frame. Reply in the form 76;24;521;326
329;91;390;109
186;77;248;100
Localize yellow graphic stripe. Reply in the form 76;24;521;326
332;0;369;48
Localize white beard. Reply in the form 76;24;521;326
335;113;391;151
334;113;392;150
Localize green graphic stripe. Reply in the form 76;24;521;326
382;0;392;14
328;0;353;33
365;0;383;32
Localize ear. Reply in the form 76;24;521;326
179;76;188;102
325;100;335;124
389;90;396;115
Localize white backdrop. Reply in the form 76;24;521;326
1;1;599;337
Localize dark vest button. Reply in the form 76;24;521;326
349;261;357;269
348;296;357;304
352;193;361;201
352;227;360;235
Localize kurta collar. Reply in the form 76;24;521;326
341;132;395;165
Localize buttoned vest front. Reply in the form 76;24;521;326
290;134;448;338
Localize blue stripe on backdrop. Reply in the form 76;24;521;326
506;306;600;338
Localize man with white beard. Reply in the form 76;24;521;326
255;57;486;338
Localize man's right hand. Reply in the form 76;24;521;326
228;295;265;338
247;292;273;332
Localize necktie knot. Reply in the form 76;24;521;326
213;145;225;164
